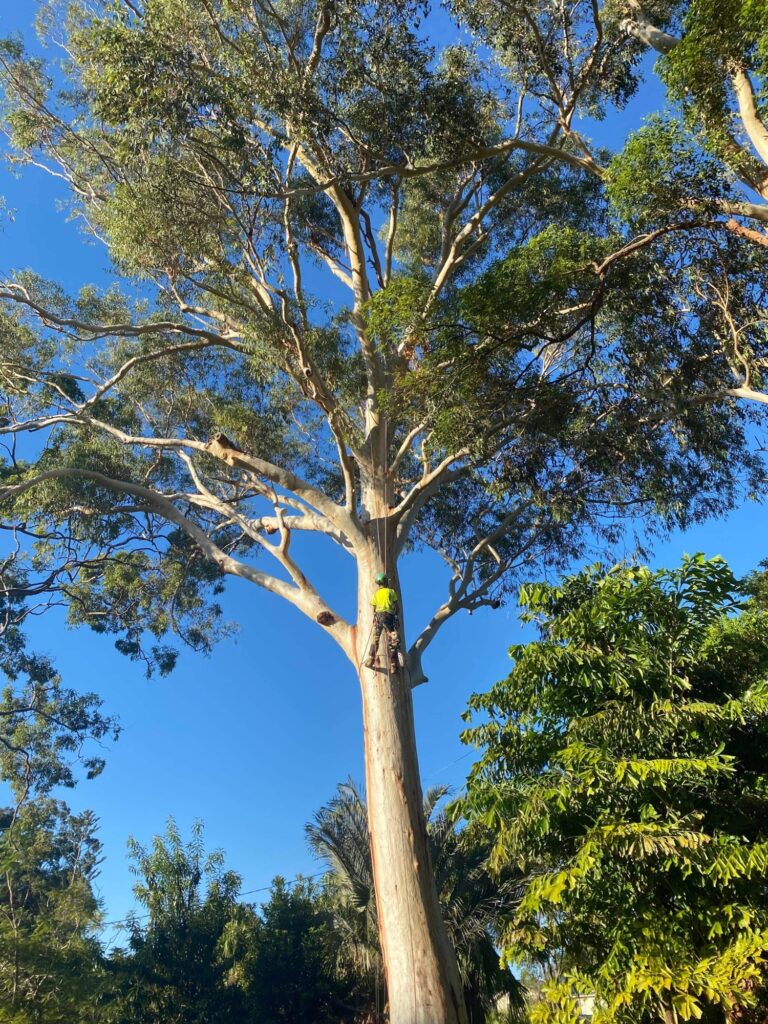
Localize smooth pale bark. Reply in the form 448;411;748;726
354;512;468;1024
731;68;768;169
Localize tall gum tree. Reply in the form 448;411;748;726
0;2;766;1021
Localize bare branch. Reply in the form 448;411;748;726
0;285;241;347
726;386;768;405
0;405;363;546
178;454;356;551
257;136;603;202
389;423;430;479
620;2;678;54
0;467;355;657
731;66;768;168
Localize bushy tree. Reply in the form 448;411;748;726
458;555;768;1024
107;819;247;1024
0;798;104;1023
234;876;357;1024
107;821;360;1024
2;3;768;1020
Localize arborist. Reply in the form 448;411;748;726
364;573;405;673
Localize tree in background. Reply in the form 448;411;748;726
308;779;525;1023
0;548;119;805
458;555;768;1024
107;819;247;1024
1;2;767;1019
307;781;384;1019
0;799;104;1023
107;820;360;1024
0;561;113;1024
232;876;359;1024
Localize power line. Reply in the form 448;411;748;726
97;751;477;936
421;749;474;784
98;869;328;934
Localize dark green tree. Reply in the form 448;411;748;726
0;798;104;1023
107;819;247;1024
458;555;768;1024
1;3;767;1020
231;876;357;1024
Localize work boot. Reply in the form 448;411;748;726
364;656;376;669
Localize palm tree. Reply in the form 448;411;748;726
306;780;385;1023
306;780;525;1024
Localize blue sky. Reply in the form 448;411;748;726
1;2;765;943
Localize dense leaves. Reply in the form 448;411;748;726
0;799;104;1023
107;820;249;1024
458;555;768;1024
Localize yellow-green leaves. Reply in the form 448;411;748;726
458;555;768;1022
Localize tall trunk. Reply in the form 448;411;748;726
356;533;467;1024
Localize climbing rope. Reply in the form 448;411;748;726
367;402;395;675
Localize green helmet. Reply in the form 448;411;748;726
375;572;388;585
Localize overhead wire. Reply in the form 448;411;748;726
94;751;477;938
96;868;328;935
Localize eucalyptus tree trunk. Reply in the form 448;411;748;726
355;485;468;1024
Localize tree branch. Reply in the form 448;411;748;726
394;455;470;554
0;284;241;347
0;467;355;657
731;67;768;168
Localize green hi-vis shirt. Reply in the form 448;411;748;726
371;587;398;614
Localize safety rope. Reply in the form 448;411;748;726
369;398;408;680
367;401;390;673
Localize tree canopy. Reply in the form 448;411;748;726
0;0;765;681
458;555;768;1024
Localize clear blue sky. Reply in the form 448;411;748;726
1;2;765;944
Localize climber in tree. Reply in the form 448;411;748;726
365;573;404;673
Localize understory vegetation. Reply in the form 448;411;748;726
2;555;767;1024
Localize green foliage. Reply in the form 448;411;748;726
234;877;357;1024
107;819;248;1024
0;798;104;1023
657;0;768;162
0;558;119;800
599;0;768;226
458;555;768;1023
0;0;765;676
606;118;733;227
107;819;357;1024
